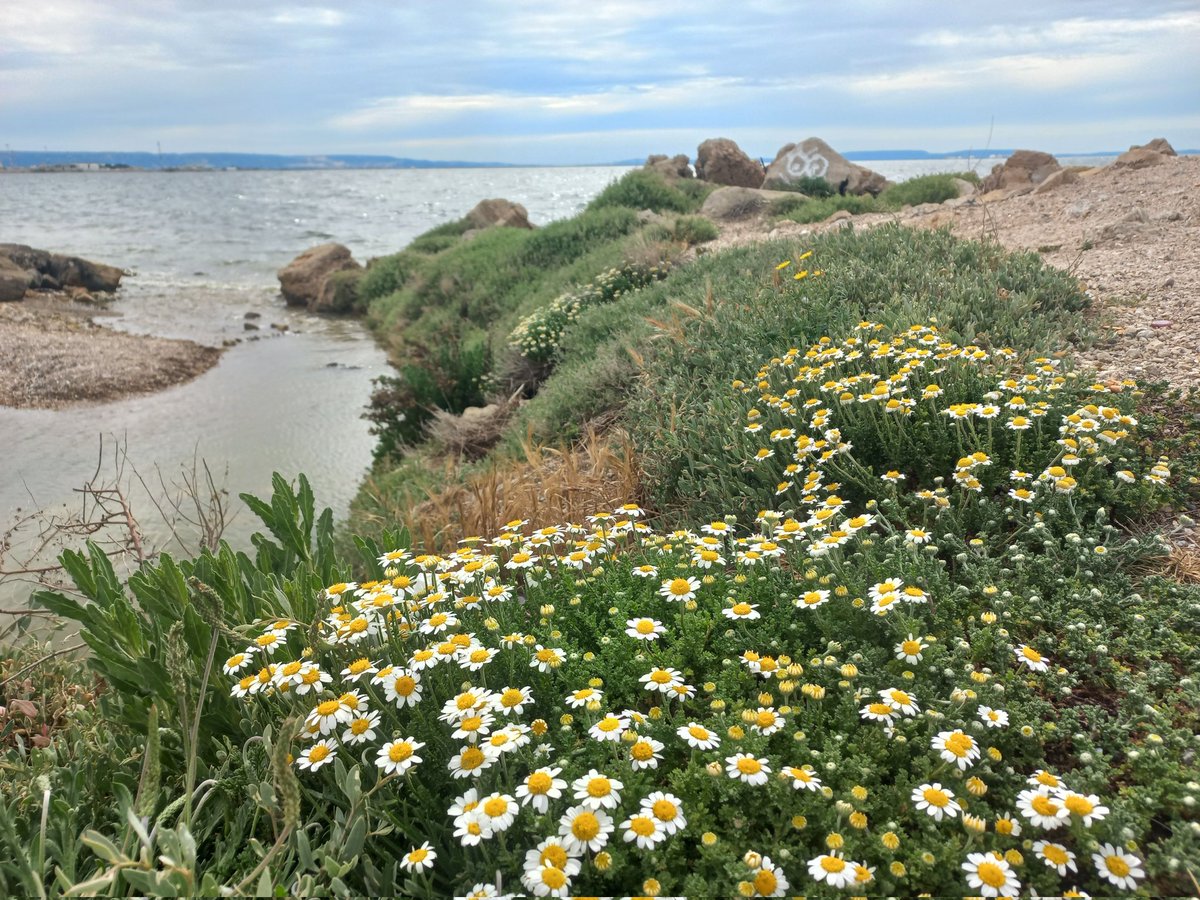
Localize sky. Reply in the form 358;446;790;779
2;0;1198;164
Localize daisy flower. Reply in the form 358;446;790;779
565;687;603;708
658;576;701;602
678;722;721;750
383;669;423;708
725;753;771;786
1013;644;1050;672
1056;790;1109;826
640;667;684;693
641;791;686;835
572;769;623;810
558;805;614;854
962;852;1021;898
807;853;856;890
978;706;1009;728
223;652;251;676
796;589;830;609
524;864;573;898
588;713;630;742
341;709;381;745
782;765;823;791
869;578;904;601
912;783;961;821
495;685;533;716
750;706;784;736
1033;840;1077;876
477;792;519;833
1092;843;1144;891
521;839;581;897
895;634;927;663
376;737;425;776
880;688;919;716
629;736;665;770
724;601;761;620
401;841;436;874
630;564;659;578
931;729;980;769
340;657;377;682
1016;788;1070;829
748;855;789;897
859;701;897;724
530;645;566;673
296;739;336;772
448;744;495;779
306;697;352;736
620;812;665;850
625;617;665;640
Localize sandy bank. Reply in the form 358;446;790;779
0;293;221;409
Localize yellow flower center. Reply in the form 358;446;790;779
316;700;341;717
890;690;912;706
540;867;566;889
408;848;428;863
632;741;655;761
669;579;691;595
1063;794;1093;815
572;812;600;840
652;799;677;821
650;670;672;684
598;717;621;731
347;658;371;674
821;856;846;873
456;693;477;710
1032;794;1060;816
350;718;370;735
754;870;778;895
1043;845;1069;865
527;772;552;794
536;649;557;662
281;661;302;677
459;747;484;770
901;640;921;655
586;777;612;798
308;744;329;762
394;676;416;696
1105;855;1130;877
630;815;656;837
501;689;523;707
460;716;483;732
388;742;413;762
469;649;490;663
736;757;762;775
1035;771;1060;787
976;861;1007;888
1022;646;1043;662
945;732;975;756
688;725;709;741
301;669;321;684
541;845;567;869
756;711;776;728
732;602;753;615
923;788;949;807
483;797;508;817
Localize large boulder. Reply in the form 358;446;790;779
1113;139;1176;170
465;198;534;230
978;150;1061;193
763;138;889;196
312;268;364;315
644;154;693;179
0;257;34;301
700;186;799;221
277;243;362;309
0;243;124;294
695;138;764;188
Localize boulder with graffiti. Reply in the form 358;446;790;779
763;137;889;196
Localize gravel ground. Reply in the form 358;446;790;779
712;154;1200;391
0;293;221;408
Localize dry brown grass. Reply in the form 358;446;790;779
426;390;522;461
1135;545;1200;584
398;425;643;551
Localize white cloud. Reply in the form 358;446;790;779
847;51;1142;95
271;7;344;27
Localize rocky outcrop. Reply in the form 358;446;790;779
644;154;693;179
0;258;34;302
695;139;764;188
978;150;1062;194
1113;139;1176;170
762;138;889;196
700;186;798;221
0;244;125;300
466;198;534;230
277;243;362;309
313;268;364;315
1032;168;1079;195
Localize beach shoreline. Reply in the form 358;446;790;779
0;292;221;409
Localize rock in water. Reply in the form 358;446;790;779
465;198;534;230
277;243;362;308
762;138;889;196
0;243;125;297
695;138;765;188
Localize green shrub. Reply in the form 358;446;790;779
517;207;640;271
587;169;697;214
881;173;968;209
358;250;422;305
668;215;719;246
771;175;836;198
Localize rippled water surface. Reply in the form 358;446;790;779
0;167;634;590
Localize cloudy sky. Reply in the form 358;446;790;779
3;0;1198;163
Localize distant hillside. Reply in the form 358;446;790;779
0;151;519;171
